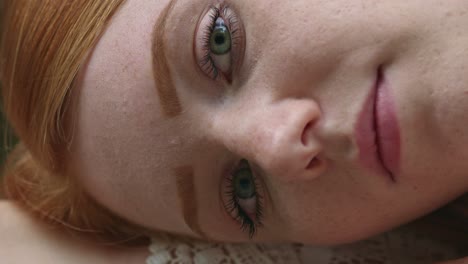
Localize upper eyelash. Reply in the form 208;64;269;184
224;168;265;239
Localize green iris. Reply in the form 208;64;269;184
233;166;256;199
210;23;232;55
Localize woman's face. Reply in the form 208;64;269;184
69;0;468;244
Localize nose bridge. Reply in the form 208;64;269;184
217;97;326;182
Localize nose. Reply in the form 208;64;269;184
214;98;326;182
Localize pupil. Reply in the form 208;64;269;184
233;161;256;200
215;35;225;45
240;178;250;189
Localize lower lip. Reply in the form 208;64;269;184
355;70;401;179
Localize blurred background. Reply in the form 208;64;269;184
0;2;19;186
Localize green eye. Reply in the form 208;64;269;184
233;165;256;200
210;20;231;55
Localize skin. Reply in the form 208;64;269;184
0;202;148;263
68;0;468;246
0;202;466;262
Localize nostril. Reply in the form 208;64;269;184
306;157;320;170
306;157;327;172
301;121;314;146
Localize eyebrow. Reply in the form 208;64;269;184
152;0;182;117
174;166;208;238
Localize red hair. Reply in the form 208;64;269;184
0;0;146;244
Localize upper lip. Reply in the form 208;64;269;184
355;67;395;180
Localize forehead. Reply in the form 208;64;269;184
77;0;174;155
70;0;199;234
83;0;157;85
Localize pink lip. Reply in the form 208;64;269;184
355;68;400;180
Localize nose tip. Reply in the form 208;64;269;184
252;99;327;182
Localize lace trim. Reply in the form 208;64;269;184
147;229;463;264
147;236;302;264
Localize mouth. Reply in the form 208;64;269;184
355;67;401;181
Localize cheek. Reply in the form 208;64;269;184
268;179;410;245
278;176;462;245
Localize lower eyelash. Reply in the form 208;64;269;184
224;174;264;239
199;52;219;79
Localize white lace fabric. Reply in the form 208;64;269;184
147;229;464;264
147;237;302;264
